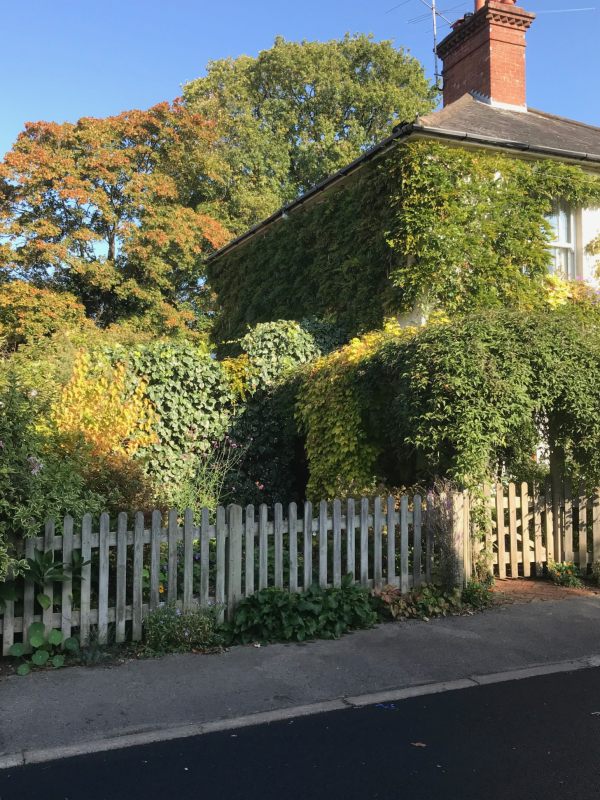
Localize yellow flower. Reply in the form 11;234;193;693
159;584;165;594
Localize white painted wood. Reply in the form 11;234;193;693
259;504;268;590
132;512;144;641
333;499;342;588
520;482;530;577
289;502;298;592
303;501;313;590
413;495;422;589
533;484;545;572
215;506;226;624
22;537;35;651
346;498;356;579
43;519;55;631
386;496;396;586
578;486;588;573
425;493;434;582
115;512;127;643
245;505;255;597
373;496;383;591
400;495;409;594
150;510;162;611
80;514;92;645
495;485;506;580
61;515;74;643
200;507;210;608
544;479;554;563
228;505;243;615
508;483;518;578
564;480;573;562
167;509;178;604
97;513;110;645
360;497;369;587
319;500;328;589
183;509;194;612
274;503;284;589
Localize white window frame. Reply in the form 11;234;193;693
547;201;578;280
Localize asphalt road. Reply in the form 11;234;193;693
3;667;600;800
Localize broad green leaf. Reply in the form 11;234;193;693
17;663;31;676
9;642;26;658
36;592;51;610
31;649;50;666
51;655;65;668
48;629;63;646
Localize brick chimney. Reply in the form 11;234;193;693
436;0;536;109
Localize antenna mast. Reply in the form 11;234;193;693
431;0;441;88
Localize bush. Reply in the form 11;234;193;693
226;579;377;644
592;560;600;587
374;580;493;621
547;560;583;588
143;603;224;654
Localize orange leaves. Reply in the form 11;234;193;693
0;99;230;329
53;351;158;460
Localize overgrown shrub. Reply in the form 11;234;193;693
143;602;224;654
374;580;493;621
547;560;583;588
226;579;377;644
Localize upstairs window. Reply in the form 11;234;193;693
547;201;577;279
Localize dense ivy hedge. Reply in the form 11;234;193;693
209;140;600;340
296;302;600;498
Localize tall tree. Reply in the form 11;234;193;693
0;101;229;332
184;34;437;232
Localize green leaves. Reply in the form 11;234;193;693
226;582;377;645
9;622;73;676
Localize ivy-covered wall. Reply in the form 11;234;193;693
209;140;600;341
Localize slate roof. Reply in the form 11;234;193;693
417;93;600;162
210;93;600;261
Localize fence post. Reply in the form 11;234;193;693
450;492;466;588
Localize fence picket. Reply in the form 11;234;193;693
386;496;396;586
413;495;422;589
346;499;356;580
245;505;255;597
274;503;284;589
1;595;14;656
400;495;409;594
150;510;162;611
508;483;518;578
425;493;434;582
289;502;298;592
593;490;600;565
520;482;530;578
200;507;210;609
533;485;544;574
167;509;178;604
319;500;328;589
259;504;268;590
303;501;313;590
373;497;383;591
544;479;554;563
563;479;573;562
215;506;226;624
360;498;369;587
98;513;110;645
22;538;35;650
333;499;342;588
61;515;74;643
495;485;506;579
228;505;243;614
80;514;92;646
115;512;127;643
43;519;55;631
132;512;144;641
578;486;588;574
183;508;194;612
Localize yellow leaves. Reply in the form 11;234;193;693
53;351;158;459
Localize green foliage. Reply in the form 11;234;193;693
209;141;600;341
226;579;377;644
374;580;493;621
143;602;224;654
592;560;600;587
124;341;235;506
547;560;583;588
185;34;436;233
0;373;104;578
9;622;77;675
299;304;600;498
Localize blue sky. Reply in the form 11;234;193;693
1;0;598;158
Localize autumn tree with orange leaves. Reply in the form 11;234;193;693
0;101;229;334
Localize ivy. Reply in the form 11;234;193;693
210;141;600;340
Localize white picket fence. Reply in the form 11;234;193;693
0;493;471;655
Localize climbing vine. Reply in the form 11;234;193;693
210;140;600;340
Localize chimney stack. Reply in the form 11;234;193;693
436;0;536;109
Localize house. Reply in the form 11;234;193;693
209;0;600;338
